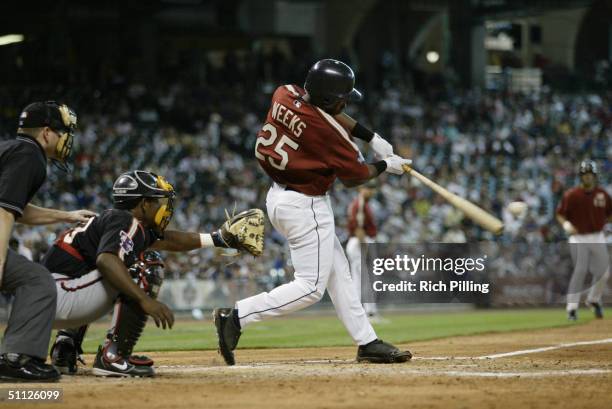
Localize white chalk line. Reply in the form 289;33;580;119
153;337;612;378
474;337;612;360
156;337;612;368
412;337;612;361
155;365;612;378
440;369;611;378
298;337;612;362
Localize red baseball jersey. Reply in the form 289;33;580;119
255;85;369;196
556;186;612;234
347;196;377;238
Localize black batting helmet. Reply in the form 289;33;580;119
578;160;598;176
112;170;176;231
304;59;362;110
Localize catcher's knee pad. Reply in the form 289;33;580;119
129;250;165;300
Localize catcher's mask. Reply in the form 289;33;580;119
18;101;77;172
112;170;176;233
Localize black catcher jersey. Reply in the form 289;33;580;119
43;209;160;278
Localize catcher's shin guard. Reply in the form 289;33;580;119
50;325;88;375
107;297;150;362
106;252;165;365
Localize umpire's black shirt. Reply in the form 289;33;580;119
0;134;47;217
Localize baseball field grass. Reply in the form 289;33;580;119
80;307;592;353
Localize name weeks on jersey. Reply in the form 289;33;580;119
271;102;307;137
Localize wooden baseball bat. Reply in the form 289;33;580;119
333;113;503;234
402;165;504;235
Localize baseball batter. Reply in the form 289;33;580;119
345;182;380;320
556;160;611;320
214;59;412;365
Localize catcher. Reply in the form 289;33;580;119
44;170;264;377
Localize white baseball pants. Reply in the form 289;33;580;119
236;183;377;346
345;237;378;316
52;270;118;328
566;232;610;311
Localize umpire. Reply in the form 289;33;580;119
0;101;93;381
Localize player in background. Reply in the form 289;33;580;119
345;181;383;322
213;59;412;365
47;170;262;377
556;160;611;321
0;102;94;382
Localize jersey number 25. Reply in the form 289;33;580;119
255;123;299;170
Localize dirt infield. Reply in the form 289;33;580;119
6;318;612;409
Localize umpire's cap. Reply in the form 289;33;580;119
19;101;75;133
304;59;362;109
18;101;77;172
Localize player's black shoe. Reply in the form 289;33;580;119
568;310;578;321
586;302;604;319
213;307;242;366
128;354;154;366
92;346;154;377
0;353;61;382
357;339;412;364
50;334;83;375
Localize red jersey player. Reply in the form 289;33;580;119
345;182;382;320
213;59;412;365
556;160;611;320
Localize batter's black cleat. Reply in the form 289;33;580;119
586;302;604;319
0;353;61;382
356;339;412;364
568;310;578;321
92;346;154;377
213;307;242;366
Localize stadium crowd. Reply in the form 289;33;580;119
1;52;610;304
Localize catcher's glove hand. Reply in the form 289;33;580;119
217;208;265;257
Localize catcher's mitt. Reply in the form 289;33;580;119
218;208;265;257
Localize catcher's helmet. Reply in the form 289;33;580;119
18;101;77;172
578;160;598;176
112;170;176;231
304;59;362;110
